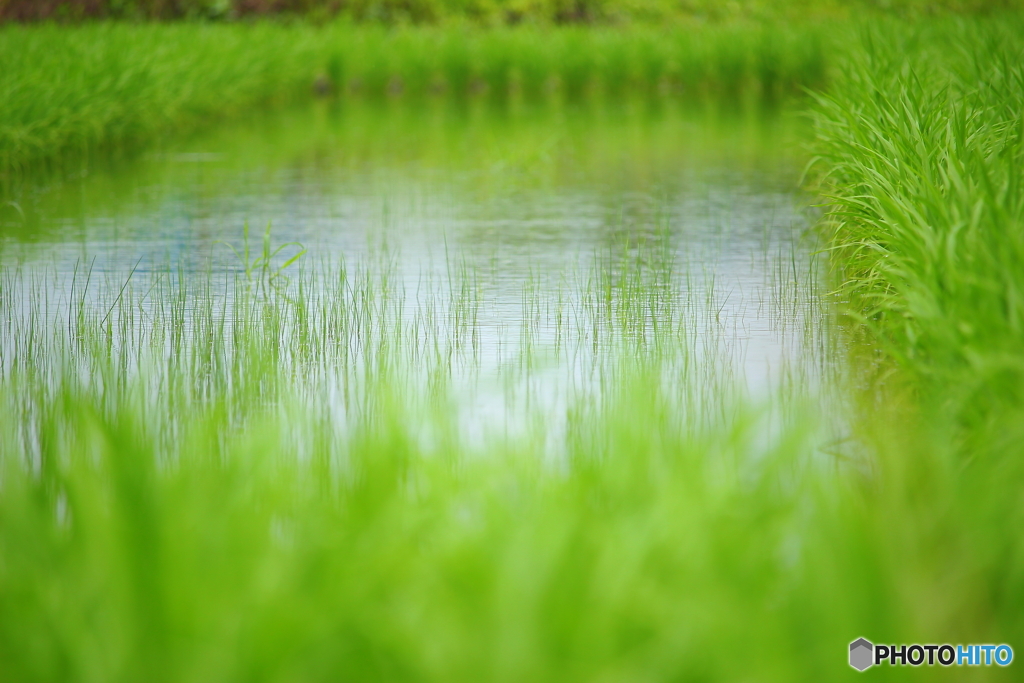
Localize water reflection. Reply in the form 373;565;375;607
0;101;832;444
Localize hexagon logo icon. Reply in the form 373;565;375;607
849;638;874;671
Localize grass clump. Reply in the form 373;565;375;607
0;22;322;176
811;17;1024;451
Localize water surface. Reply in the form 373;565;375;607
1;100;833;443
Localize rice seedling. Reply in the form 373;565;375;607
810;16;1024;452
0;22;833;178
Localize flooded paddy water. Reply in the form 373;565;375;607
0;100;843;453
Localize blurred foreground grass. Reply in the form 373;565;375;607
0;237;1012;682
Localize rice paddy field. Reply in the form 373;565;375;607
1;9;1024;682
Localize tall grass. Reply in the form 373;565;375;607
801;20;1024;680
0;22;829;177
0;22;321;176
811;17;1024;452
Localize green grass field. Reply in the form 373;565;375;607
2;12;1024;683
